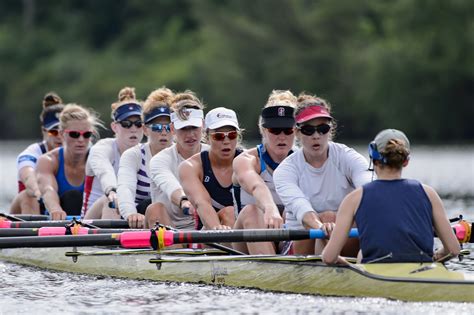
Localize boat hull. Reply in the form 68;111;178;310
0;247;473;302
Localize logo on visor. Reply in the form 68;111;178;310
160;107;165;112
129;106;134;110
217;113;233;119
278;107;285;116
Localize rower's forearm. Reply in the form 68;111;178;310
42;187;63;213
197;206;221;229
302;211;323;229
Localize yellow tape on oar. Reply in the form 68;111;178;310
71;223;81;235
158;227;166;249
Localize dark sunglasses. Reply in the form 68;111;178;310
46;129;59;137
210;130;239;141
149;123;171;133
267;128;294;136
118;120;143;129
64;130;93;139
297;123;331;136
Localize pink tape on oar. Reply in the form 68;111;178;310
120;231;152;248
164;231;174;247
0;220;11;228
454;224;466;242
38;227;90;236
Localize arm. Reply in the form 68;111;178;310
322;188;362;265
36;153;65;220
179;157;224;229
18;166;41;199
117;147;143;224
233;151;283;228
423;184;461;261
273;154;323;229
342;146;372;188
150;148;190;215
88;139;118;194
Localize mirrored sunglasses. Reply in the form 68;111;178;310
210;130;239;141
267;128;294;136
64;130;93;139
149;123;171;133
298;123;331;136
118;120;143;129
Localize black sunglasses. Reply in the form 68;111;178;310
297;123;331;136
267;128;294;136
118;120;143;129
64;130;93;139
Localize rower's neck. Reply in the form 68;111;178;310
375;167;402;180
64;148;87;165
209;150;233;168
265;146;289;164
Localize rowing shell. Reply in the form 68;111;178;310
0;247;472;302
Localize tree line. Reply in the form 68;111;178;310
0;0;472;142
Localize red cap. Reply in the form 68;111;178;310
295;105;332;124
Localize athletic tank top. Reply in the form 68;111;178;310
56;147;85;197
234;144;291;212
195;149;242;229
355;179;434;263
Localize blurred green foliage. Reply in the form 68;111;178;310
0;0;472;142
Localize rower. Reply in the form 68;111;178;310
179;107;242;230
273;93;372;256
82;87;144;219
117;87;174;228
36;104;102;220
232;90;296;254
145;91;209;229
10;92;64;215
322;129;461;264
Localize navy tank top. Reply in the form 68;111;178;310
196;149;242;229
355;179;434;263
56;147;85;197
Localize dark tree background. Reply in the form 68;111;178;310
1;0;472;142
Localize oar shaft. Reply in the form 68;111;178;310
0;219;129;229
0;234;121;248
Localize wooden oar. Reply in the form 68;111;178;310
0;219;129;229
0;228;359;249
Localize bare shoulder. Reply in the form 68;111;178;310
233;148;258;169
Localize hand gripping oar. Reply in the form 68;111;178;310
155;223;245;255
0;219;129;229
0;228;359;249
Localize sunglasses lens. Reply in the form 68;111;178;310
268;128;294;135
300;124;331;136
48;129;59;137
150;124;170;132
119;121;132;128
316;124;331;135
134;121;143;128
70;131;81;138
211;133;225;141
83;131;93;139
227;131;238;140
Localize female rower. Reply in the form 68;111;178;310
83;87;144;219
232;90;296;254
322;129;461;264
36;104;101;219
179;107;242;230
117;87;174;228
10;92;64;214
274;93;371;256
146;91;209;229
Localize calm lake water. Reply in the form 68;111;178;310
0;140;473;314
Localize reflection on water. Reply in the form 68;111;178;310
0;141;473;313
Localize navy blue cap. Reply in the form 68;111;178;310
113;103;142;121
42;111;61;130
144;106;171;124
261;106;295;128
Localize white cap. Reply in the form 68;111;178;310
205;107;239;130
171;108;204;130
